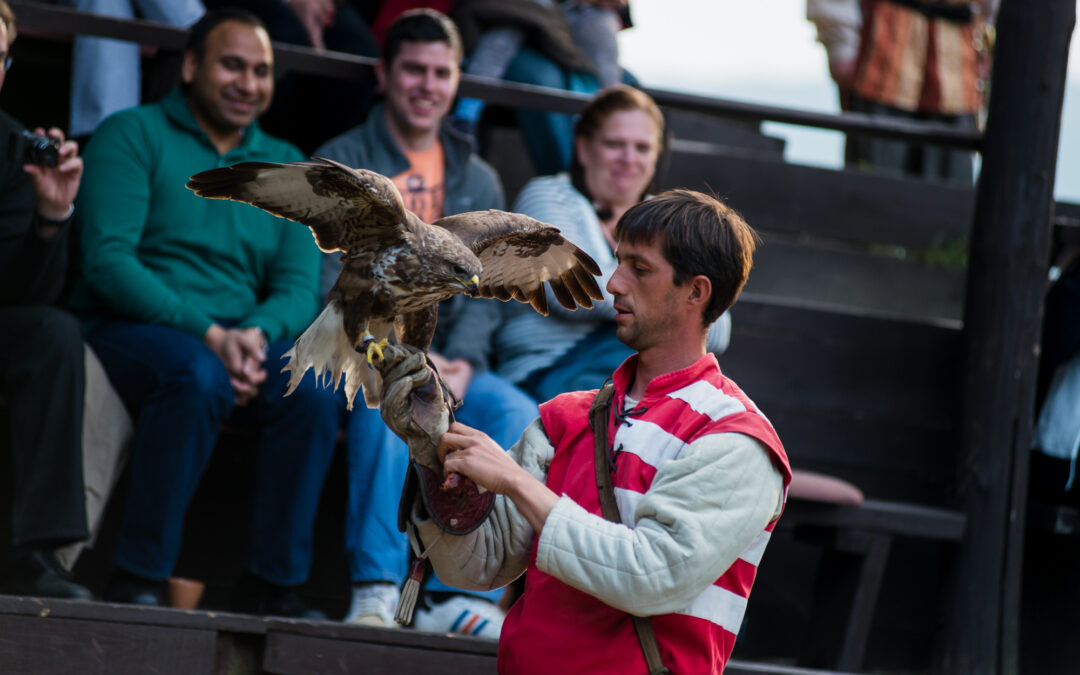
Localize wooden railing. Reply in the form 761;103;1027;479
9;0;982;149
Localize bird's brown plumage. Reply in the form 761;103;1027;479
186;158;604;408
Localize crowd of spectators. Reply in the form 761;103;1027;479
0;0;671;638
1;0;1020;653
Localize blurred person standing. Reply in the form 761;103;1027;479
807;0;998;183
0;0;92;600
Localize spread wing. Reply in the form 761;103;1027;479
186;157;410;253
433;210;604;316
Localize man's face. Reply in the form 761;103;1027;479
377;40;460;140
182;21;273;136
606;237;688;353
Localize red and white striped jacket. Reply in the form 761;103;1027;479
498;354;792;674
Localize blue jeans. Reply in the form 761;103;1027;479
522;325;634;403
342;371;538;599
503;47;599;175
88;321;339;585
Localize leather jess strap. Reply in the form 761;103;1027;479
588;384;670;675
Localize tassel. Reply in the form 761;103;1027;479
394;557;426;626
394;525;442;626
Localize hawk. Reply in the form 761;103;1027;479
186;158;604;409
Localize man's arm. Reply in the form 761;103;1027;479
442;424;784;616
76;113;216;336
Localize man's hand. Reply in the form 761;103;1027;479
427;352;473;402
285;0;336;50
439;421;559;533
439;422;522;496
204;324;267;405
25;127;82;222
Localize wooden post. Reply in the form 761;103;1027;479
945;0;1074;673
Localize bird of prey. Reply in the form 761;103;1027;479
187;158;604;409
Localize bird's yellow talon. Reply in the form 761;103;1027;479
366;338;389;364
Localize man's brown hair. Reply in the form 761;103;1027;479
614;190;759;325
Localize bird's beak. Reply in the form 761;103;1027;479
458;274;480;296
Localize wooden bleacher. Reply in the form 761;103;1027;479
2;2;1074;673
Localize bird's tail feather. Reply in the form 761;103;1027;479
281;304;380;410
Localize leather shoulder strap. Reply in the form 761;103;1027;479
588;384;670;675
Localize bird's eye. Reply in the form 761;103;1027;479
454;265;469;277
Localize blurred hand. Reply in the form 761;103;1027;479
25;127;82;222
428;351;473;402
285;0;336;51
204;325;268;405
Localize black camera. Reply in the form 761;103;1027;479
7;130;61;167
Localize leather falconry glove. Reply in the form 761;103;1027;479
374;343;496;536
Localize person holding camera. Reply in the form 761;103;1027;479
0;0;93;600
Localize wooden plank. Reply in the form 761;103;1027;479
783;500;966;541
661;148;975;250
664;109;785;154
726;661;858;675
5;3;980;148
722;298;962;503
947;1;1074;673
0;596;269;633
0;615;217;674
747;237;965;321
264;618;499;656
262;631;496;675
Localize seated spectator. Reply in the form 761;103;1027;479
314;9;535;636
495;85;730;403
452;0;639;173
68;9;339;618
1032;254;1080;507
372;0;629;174
68;0;205;138
0;0;91;600
202;0;380;154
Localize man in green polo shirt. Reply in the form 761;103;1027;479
69;8;337;618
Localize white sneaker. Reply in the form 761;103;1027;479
344;582;399;627
413;594;505;639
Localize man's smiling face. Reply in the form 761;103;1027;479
378;40;460;142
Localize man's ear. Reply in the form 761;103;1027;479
180;50;197;86
374;60;387;94
686;275;712;311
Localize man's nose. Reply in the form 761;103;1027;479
236;69;257;92
606;268;624;296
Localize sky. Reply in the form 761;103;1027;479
617;0;1080;202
